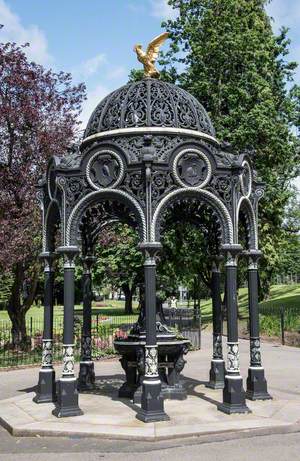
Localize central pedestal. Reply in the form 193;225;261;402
114;297;190;402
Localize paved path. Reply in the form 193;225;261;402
0;333;300;460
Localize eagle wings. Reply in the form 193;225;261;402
134;32;169;78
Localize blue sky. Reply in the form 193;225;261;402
0;0;299;189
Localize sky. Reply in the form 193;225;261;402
0;0;299;188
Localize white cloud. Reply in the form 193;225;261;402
107;66;127;80
80;83;111;128
0;0;52;65
149;0;177;20
266;0;300;31
75;53;106;79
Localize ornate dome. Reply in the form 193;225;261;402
84;78;215;139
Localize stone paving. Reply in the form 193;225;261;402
1;333;300;441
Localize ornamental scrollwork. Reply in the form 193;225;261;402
83;79;216;139
209;175;232;207
145;346;158;377
121;171;145;207
65;176;91;212
227;342;240;373
213;333;223;360
81;335;92;361
62;344;75;376
42;339;53;367
250;338;262;367
151;170;174;206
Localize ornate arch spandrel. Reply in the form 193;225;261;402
151;188;234;244
44;199;62;253
236;197;258;250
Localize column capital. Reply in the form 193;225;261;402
57;246;79;269
242;250;262;270
39;252;57;272
221;244;242;266
139;242;162;261
82;255;97;273
211;254;223;272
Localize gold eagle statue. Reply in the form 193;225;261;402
133;32;169;78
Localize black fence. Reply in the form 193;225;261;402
0;314;137;369
163;306;202;348
0;308;203;369
258;305;300;345
1;304;298;368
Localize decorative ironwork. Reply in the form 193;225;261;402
122;171;145;206
84;79;215;138
62;344;75;376
41;339;53;367
209;175;232;206
145;345;158;377
240;160;252;198
81;335;92;361
213;334;223;360
227;342;240;373
173;148;211;188
250;338;262;366
87;150;124;190
64;176;91;213
152;188;234;243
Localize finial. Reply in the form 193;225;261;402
133;32;169;79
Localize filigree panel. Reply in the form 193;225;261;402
121;171;145;207
83;79;216;138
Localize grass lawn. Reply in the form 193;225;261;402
0;284;299;325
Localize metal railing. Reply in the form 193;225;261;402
0;314;137;368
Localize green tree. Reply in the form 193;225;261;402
93;224;143;314
0;32;86;347
158;0;300;295
276;191;300;279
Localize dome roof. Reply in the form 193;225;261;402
84;78;215;139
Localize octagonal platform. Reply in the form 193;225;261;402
1;376;300;441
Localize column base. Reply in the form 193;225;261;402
33;368;56;403
78;361;95;391
218;375;251;414
52;377;83;418
246;367;272;401
206;359;225;389
136;378;169;423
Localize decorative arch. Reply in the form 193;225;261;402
236;197;258;250
151;188;234;244
66;189;147;246
44;199;61;252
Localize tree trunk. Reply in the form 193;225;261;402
7;262;39;350
123;283;134;315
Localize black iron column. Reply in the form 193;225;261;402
206;256;225;389
136;243;169;423
78;255;96;391
33;252;56;403
218;244;250;414
246;250;271;400
53;246;83;418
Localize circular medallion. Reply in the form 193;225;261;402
86;150;124;190
240;160;252;198
173;148;212;189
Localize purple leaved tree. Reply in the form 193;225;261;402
0;28;86;348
